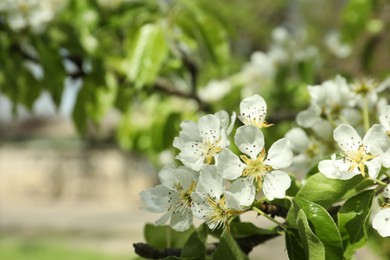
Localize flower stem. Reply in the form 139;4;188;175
362;96;370;132
252;206;287;230
374;178;388;186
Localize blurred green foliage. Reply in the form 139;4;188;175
1;0;390;165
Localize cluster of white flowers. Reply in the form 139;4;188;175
0;0;65;33
141;94;293;231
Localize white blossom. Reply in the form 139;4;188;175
198;80;232;102
372;208;390;237
173;112;235;171
319;124;388;180
191;165;255;229
238;94;272;128
140;166;198;232
379;105;390;135
218;125;292;201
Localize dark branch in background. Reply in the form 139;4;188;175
255;201;288;218
154;78;211;112
134;232;279;259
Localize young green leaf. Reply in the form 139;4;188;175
285;228;306;260
296;210;326;260
144;224;194;250
212;229;248;260
181;224;207;259
294;198;344;260
296;173;364;209
338;189;375;259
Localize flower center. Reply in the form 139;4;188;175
207;196;241;229
240;149;272;189
201;138;223;164
344;145;376;176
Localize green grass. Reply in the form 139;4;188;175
0;237;133;260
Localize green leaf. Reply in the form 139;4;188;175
338;189;375;259
285;228;306;260
144;224;194;250
127;23;168;88
341;0;372;42
230;222;279;238
212;229;248;260
295;173;364;209
296;210;326;260
181;224;207;259
294;198;343;260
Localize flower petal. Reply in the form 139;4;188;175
372;208;390;237
366;157;382;179
198;114;221;144
198;165;224;199
217;149;244;180
239;94;267;126
379;105;390;131
229;178;256;207
285;128;310;153
140;185;171;213
224;191;242;210
296;106;321;128
363;124;387;154
318;155;359;180
234;125;264;159
266;138;293;169
262;170;291;200
170;207;193;232
333;124;362;152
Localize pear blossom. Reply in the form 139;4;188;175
372;208;390;237
238;95;272;128
140;166;198;232
297;76;358;130
350;77;390;106
372;185;390;237
319;124;388;180
285;127;327;175
191;166;255;229
173;112;235;171
218;125;292;201
198;80;232;102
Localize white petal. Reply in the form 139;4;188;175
333;124;362;152
266;138;293;169
372;208;390;237
159;166;192;190
174;121;200;147
382;149;390;168
363;124;387;154
191;192;211;219
379;105;390;131
170;207;193;232
140;185;171;212
311;119;333;141
366;157;382;179
224;191;242;210
285;128;310;153
229;178;256;207
176;142;205;171
234;125;264;159
217;149;244;180
155;210;172;226
296;106;321;128
239;94;267;125
262;170;291;200
199;165;224;199
318;155;359;180
198;114;221;144
214;110;236;135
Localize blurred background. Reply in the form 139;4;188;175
1;0;390;259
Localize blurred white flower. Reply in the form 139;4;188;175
191;165;254;229
140;166;198;232
173;112;235;171
372;208;390;237
198;80;232;102
218;125;292;200
325;31;352;59
319;124;388;179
